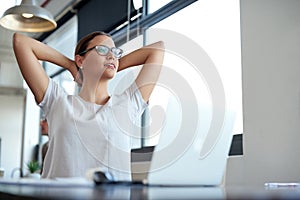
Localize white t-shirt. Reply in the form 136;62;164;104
39;79;147;181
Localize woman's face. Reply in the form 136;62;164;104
79;35;119;81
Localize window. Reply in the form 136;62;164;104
38;0;243;152
43;16;78;95
143;0;243;147
148;0;173;14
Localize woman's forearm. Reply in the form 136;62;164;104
118;41;165;72
13;33;75;71
13;33;76;103
118;41;165;102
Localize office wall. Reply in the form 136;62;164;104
0;27;40;177
0;27;23;88
0;94;23;178
22;89;40;174
226;0;300;186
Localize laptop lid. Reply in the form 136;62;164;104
145;99;235;186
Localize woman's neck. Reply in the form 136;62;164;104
78;80;110;105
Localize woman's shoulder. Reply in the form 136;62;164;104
49;79;69;95
39;79;69;106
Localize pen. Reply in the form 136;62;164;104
264;183;300;188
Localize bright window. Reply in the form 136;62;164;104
43;16;78;95
148;0;173;14
144;0;243;146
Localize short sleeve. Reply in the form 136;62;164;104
38;79;66;117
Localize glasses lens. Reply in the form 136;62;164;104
95;45;123;59
96;46;109;55
112;48;123;58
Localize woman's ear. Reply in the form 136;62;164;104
75;55;83;67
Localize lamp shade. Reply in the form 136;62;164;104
0;0;57;32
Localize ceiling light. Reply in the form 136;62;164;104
0;0;57;32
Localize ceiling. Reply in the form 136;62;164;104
0;0;79;61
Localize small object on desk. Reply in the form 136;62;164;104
93;171;114;184
264;182;300;188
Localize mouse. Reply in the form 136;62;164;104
93;171;114;184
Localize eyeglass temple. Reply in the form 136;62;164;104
78;47;94;55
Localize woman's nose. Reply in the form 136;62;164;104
106;50;115;60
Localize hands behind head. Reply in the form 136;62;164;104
74;69;83;87
69;61;83;87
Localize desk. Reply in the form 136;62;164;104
0;179;300;199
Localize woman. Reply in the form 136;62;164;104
13;31;164;181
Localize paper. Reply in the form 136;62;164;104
0;177;94;187
264;182;300;188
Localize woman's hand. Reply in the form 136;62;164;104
74;71;83;87
68;61;83;87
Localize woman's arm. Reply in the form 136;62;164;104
13;33;77;103
118;41;165;102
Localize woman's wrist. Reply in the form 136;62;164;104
67;60;77;77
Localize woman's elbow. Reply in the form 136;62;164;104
155;41;165;50
12;33;23;51
156;41;165;58
13;33;20;45
13;33;31;50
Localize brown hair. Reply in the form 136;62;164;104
74;31;111;82
75;31;111;56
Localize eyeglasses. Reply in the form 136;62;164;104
78;45;123;59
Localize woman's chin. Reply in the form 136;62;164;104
103;70;116;79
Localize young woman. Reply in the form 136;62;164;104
13;31;164;181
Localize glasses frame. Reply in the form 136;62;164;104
78;45;123;59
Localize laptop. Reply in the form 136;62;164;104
131;100;235;186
